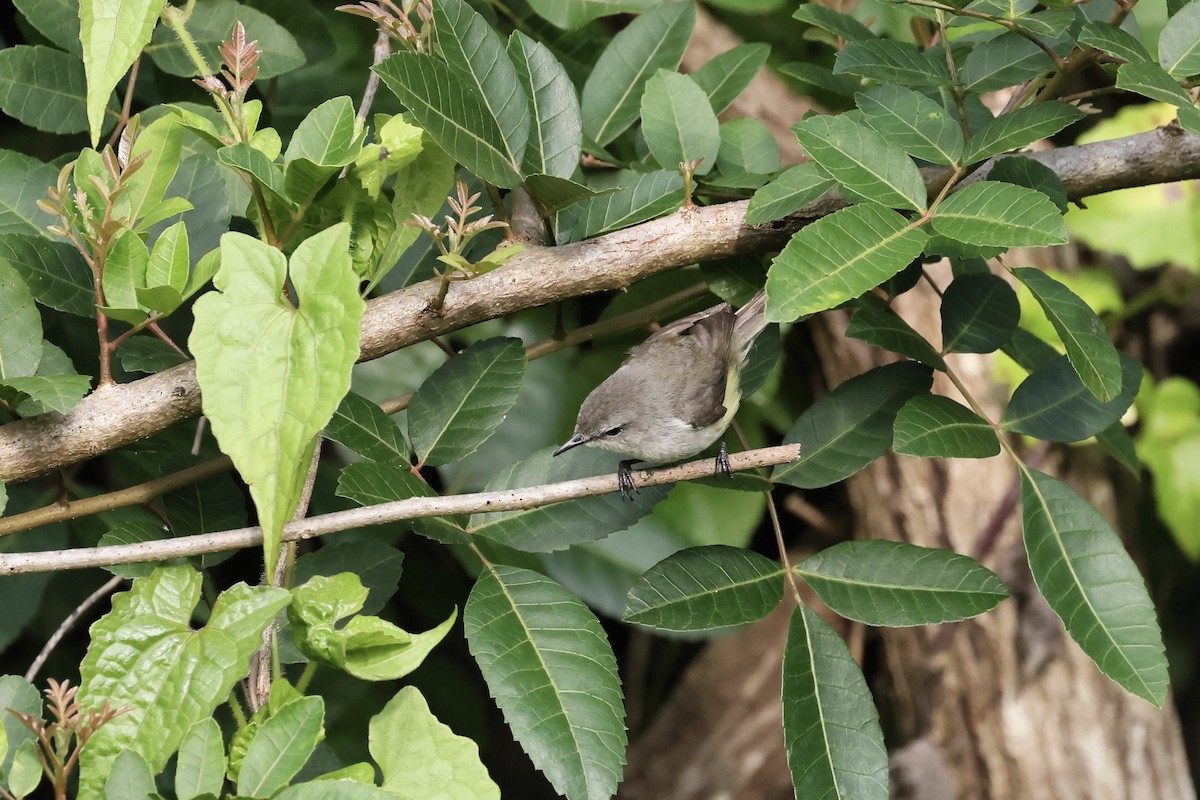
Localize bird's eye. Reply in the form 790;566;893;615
606;426;622;436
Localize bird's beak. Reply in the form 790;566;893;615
553;433;589;457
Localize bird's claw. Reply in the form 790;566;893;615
618;460;640;500
716;440;733;478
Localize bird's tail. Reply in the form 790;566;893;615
733;288;768;361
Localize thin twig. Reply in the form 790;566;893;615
0;445;802;575
25;576;124;682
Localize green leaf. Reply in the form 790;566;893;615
374;53;523;188
175;719;225;800
370;687;500;799
856;86;962;166
0;46;105;134
0;260;43;380
80;0;165;144
464;565;626;800
962;102;1085;163
623;545;785;631
0;150;57;236
716;118;780;177
1114;62;1200;131
930;182;1067;247
288;573;456;680
834;39;951;88
793;115;926;212
116;337;188;373
523;174;613;213
0;234;93;317
145;221;190;297
149;0;305;78
581;1;695;146
102;231;150;313
773;361;933;488
78;565;291;798
1020;467;1168;705
0;676;39;788
275;782;393;799
690;43;770;115
561;170;683;241
1002;352;1141;441
336;460;470;545
217;143;292;210
960;31;1057;93
1076;20;1152;64
987;155;1068;212
797;540;1008;625
1159;0;1200;77
640;71;721;175
105;749;156;800
526;0;658;29
893;394;1000;457
470;447;668;551
782;606;888;800
282;97;362;207
293;540;403;618
238;696;324;798
189;225;364;568
765;203;928;321
508;32;582;179
121;114;184;224
14;0;82;54
435;0;529;170
407;337;527;466
940;272;1019;353
325;391;409;463
745;162;835;224
8;741;41;799
779;61;863;101
793;4;876;41
845;293;945;369
1014;267;1121;402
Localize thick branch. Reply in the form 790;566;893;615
2;127;1200;483
0;445;801;574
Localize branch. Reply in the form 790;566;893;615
0;445;801;575
3;127;1200;483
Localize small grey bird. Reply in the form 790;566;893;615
554;288;769;495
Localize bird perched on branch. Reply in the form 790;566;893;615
554;288;769;496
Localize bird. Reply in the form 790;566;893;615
553;288;769;496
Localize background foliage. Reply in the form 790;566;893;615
1;0;1199;797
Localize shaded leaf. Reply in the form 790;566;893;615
408;337;527;467
931;182;1067;247
508;32;582;179
0;46;104;135
465;565;626;800
1002;352;1141;442
893;394;1000;458
834;39;951;87
623;545;785;631
856;85;962;165
797;540;1008;625
1014;267;1121;402
690;43;770;115
963;102;1085;164
845;293;945;369
336;459;469;545
325;390;409;463
581;2;695;146
782;606;888;800
765;203;928;321
1159;1;1200;77
987;155;1068;212
641;71;721;175
774;361;933;488
1020;468;1168;705
745;162;835;224
148;0;305;79
0;150;57;236
940;272;1020;354
793;115;926;212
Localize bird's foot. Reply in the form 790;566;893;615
715;441;733;478
618;460;640;500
